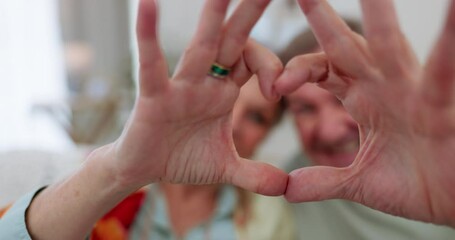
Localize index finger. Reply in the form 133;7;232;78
298;0;352;49
360;0;419;78
297;0;370;77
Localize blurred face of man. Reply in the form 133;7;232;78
287;84;359;168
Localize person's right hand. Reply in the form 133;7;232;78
275;0;455;227
107;0;287;195
21;1;286;239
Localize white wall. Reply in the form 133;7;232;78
253;0;450;61
128;0;452;167
0;0;72;152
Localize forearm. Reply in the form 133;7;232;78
26;144;141;240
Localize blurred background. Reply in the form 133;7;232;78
0;0;450;206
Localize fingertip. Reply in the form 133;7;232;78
284;169;308;203
274;69;303;95
271;86;282;103
274;72;290;94
262;82;282;102
138;0;157;20
243;39;284;101
257;68;283;101
250;162;289;196
227;158;289;196
137;0;159;40
263;166;289;196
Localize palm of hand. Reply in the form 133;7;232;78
341;62;455;225
107;0;287;196
117;80;240;186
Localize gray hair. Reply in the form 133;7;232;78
278;19;363;64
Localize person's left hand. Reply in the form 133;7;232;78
275;0;455;226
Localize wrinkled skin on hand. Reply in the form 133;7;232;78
108;0;288;196
276;0;455;227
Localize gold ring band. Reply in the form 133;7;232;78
208;62;231;79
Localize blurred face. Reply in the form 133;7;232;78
233;78;280;158
287;84;359;168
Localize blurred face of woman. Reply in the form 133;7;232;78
232;78;280;158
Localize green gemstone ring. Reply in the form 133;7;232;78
208;63;231;79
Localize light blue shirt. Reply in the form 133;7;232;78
129;185;238;240
0;188;42;240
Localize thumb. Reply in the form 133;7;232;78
226;158;289;196
285;166;354;202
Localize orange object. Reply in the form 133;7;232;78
90;190;146;240
0;205;12;218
